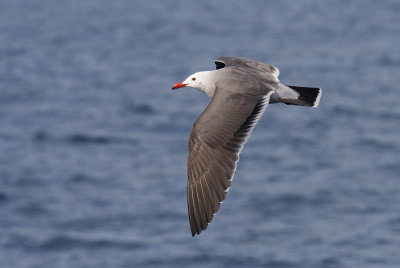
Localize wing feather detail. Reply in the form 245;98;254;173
187;91;272;236
215;56;280;77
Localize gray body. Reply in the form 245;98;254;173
183;57;321;236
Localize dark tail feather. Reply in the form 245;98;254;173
282;85;322;107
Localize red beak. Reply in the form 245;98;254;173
172;82;187;90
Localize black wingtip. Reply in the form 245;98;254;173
191;230;199;237
215;61;225;70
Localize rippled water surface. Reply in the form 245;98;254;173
1;1;400;267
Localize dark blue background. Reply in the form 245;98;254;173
1;1;399;267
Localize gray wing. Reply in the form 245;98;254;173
187;88;273;236
215;56;280;77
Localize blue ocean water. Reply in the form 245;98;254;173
0;1;399;267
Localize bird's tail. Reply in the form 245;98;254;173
281;85;322;107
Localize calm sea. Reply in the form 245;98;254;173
1;1;399;267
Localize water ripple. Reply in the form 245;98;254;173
37;235;146;251
32;130;138;145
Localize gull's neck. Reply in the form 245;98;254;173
195;70;217;97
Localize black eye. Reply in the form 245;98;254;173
192;77;196;81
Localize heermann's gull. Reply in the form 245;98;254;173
172;57;322;236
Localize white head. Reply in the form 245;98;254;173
172;71;215;97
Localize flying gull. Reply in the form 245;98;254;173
172;57;322;236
